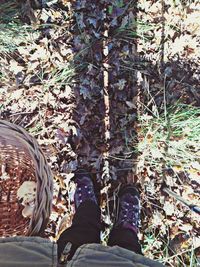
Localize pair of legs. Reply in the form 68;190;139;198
57;170;142;263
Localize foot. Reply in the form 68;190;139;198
74;169;97;210
114;185;140;234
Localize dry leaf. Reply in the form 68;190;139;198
9;60;24;74
163;201;175;216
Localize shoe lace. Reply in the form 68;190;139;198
119;194;140;227
76;177;96;204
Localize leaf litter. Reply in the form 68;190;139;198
0;0;200;266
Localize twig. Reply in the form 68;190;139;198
9;111;34;116
163;187;200;215
102;7;110;182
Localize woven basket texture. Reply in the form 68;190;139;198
0;120;53;237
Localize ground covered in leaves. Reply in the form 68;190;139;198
0;0;200;266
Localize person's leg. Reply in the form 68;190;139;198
57;170;101;263
108;226;142;254
107;185;142;255
57;200;101;261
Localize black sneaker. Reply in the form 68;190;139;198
74;169;97;210
114;185;140;234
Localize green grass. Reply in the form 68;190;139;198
0;1;20;24
136;103;200;265
143;225;199;267
136;104;200;171
0;1;21;52
0;0;40;54
115;19;157;41
0;22;36;53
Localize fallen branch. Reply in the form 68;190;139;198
102;6;110;182
163;187;200;215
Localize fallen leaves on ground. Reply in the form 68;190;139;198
0;0;200;266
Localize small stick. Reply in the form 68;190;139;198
163;187;200;215
102;7;110;182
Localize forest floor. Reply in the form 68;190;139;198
0;0;200;266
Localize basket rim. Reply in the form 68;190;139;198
0;120;54;236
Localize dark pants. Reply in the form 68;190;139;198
57;200;142;261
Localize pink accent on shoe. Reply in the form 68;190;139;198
122;221;138;235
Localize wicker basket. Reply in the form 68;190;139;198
0;120;53;237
